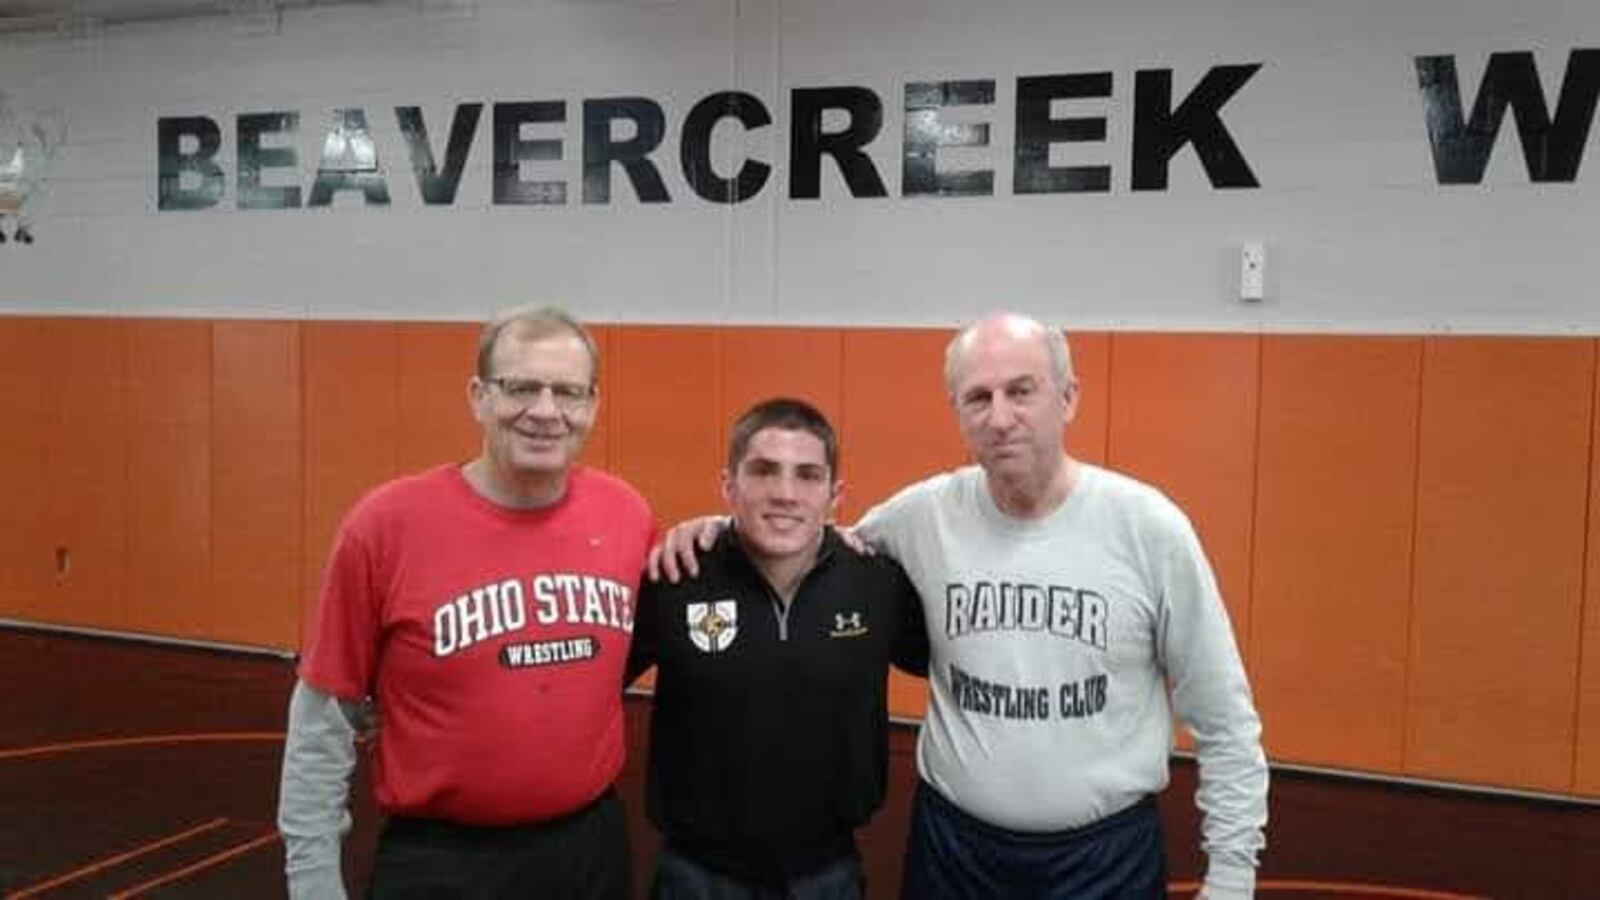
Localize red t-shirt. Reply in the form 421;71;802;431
299;464;654;824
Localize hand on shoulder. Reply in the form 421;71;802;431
646;515;727;582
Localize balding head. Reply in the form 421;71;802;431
944;312;1075;398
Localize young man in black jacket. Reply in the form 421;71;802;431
628;397;928;900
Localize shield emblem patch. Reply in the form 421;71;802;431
686;600;738;652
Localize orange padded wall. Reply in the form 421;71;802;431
609;326;724;528
1579;358;1600;796
211;322;303;649
1107;334;1260;646
0;320;132;632
1065;332;1111;467
300;323;403;646
838;329;967;525
126;321;213;641
1406;338;1594;792
1250;336;1421;773
0;319;63;625
717;327;844;446
578;324;615;472
395;323;481;474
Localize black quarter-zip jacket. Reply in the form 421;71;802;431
627;527;928;883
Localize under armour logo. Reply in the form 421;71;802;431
831;611;867;638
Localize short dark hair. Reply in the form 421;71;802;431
726;398;839;476
476;305;599;382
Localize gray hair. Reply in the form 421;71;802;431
475;305;600;383
943;313;1075;396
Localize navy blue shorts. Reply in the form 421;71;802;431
899;780;1166;900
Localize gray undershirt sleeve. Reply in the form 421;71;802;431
278;678;365;900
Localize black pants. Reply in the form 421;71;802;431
651;844;863;900
368;788;631;899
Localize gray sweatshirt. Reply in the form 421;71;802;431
857;463;1267;898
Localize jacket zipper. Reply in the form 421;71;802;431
766;557;831;642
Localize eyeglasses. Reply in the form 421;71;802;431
484;376;595;413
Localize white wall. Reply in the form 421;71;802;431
0;0;1596;332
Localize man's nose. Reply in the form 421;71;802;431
770;474;800;501
987;395;1018;429
523;386;561;416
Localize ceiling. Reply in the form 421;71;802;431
0;0;384;34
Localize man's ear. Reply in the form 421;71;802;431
467;376;489;424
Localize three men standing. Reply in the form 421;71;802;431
281;307;1268;899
